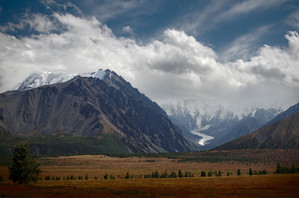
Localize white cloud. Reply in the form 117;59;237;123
122;26;134;35
0;14;60;33
220;25;271;61
40;0;82;15
219;0;285;19
0;13;298;111
175;0;285;37
81;0;154;23
288;11;299;30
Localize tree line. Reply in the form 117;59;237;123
3;144;299;184
275;163;298;174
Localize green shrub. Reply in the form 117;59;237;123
170;171;177;178
104;173;108;180
45;176;51;180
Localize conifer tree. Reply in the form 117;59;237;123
104;173;108;179
249;168;253;175
276;163;281;173
290;164;297;173
125;172;130;179
170;171;177;178
9;144;40;184
237;169;241;176
178;169;183;178
217;170;222;176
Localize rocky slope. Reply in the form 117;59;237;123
0;70;192;153
216;112;299;150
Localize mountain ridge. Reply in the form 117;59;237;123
0;70;192;153
265;103;299;126
14;69;108;91
215;103;299;150
162;102;282;149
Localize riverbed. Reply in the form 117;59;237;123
191;130;215;146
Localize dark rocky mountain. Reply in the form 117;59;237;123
0;70;192;153
216;110;299;150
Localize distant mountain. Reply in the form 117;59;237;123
266;103;299;125
162;102;281;150
216;112;299;150
0;69;192;154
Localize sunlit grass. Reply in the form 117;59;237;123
1;151;299;197
1;174;298;197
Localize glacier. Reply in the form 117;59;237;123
15;69;108;91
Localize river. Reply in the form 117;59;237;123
191;130;215;146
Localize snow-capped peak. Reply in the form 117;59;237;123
15;69;108;91
80;69;107;79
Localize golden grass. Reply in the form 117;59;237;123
1;153;299;197
36;154;278;179
1;174;298;197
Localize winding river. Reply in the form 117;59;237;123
191;130;215;146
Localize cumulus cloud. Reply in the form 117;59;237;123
122;26;134;35
0;13;298;111
0;14;60;33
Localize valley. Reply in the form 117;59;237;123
1;1;299;197
191;129;214;146
1;149;299;197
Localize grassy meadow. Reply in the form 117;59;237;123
0;149;299;197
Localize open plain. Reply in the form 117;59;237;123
1;149;299;197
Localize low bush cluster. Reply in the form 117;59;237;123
44;174;89;181
144;170;193;179
276;163;298;174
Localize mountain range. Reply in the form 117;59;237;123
216;103;299;150
0;69;192;154
162;101;282;149
0;69;298;155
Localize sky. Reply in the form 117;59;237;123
0;0;299;112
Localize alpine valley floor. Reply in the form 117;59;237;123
1;149;299;197
0;174;298;198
